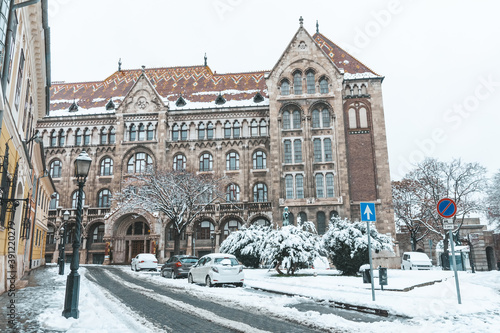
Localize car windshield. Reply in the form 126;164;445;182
411;253;430;261
180;258;198;264
214;257;239;266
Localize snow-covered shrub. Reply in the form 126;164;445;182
322;217;393;276
219;224;269;268
260;222;322;275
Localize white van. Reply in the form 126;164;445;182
401;252;432;270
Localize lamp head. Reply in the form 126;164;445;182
63;210;70;221
74;150;92;178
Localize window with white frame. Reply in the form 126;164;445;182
172;124;179;141
127;152;153;173
253;183;268;202
285;175;294;199
319;77;328;94
292;110;301;129
199;153;213;171
281;79;290;95
259;120;267;136
98;189;111;207
306;70;315;94
198;123;205;140
284;140;292;163
315;173;335;198
293;72;302;94
293;139;302;163
224;121;231;138
252;150;266;169
233;120;240;138
100;157;113;176
50;160;62;178
226;151;239;170
173;154;186;171
282;110;291;129
147;123;155;140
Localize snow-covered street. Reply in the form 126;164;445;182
1;264;498;332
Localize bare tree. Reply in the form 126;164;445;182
486;169;500;232
114;168;227;255
392;179;429;251
395;158;487;258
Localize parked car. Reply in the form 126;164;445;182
161;255;198;279
188;253;244;287
401;252;432;270
131;253;158;271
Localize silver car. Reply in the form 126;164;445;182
188;253;244;287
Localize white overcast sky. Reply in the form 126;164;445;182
48;0;500;180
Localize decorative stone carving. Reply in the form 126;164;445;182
136;96;149;110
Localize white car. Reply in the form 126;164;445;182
401;252;432;270
131;253;158;271
188;253;244;287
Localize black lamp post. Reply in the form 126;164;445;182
58;210;70;275
62;151;91;319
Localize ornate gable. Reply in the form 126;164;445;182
117;71;167;114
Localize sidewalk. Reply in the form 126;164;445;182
0;264;66;333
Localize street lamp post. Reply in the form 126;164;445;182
62;151;92;319
58;210;70;275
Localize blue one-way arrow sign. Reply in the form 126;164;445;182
360;202;376;222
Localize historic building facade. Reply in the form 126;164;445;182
0;0;53;294
40;21;396;265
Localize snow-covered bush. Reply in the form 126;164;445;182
219;224;269;268
322;217;393;276
260;221;322;275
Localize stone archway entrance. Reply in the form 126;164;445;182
112;214;156;264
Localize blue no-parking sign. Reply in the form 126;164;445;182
360;202;376;222
437;198;457;218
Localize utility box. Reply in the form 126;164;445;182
362;269;371;283
379;267;388;286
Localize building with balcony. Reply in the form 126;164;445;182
40;19;395;265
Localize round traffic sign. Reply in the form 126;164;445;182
437;198;457;218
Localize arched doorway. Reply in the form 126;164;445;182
112;213;156;264
486;247;495;271
125;221;151;263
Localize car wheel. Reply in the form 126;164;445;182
235;283;243;288
206;276;213;287
171;271;176;279
188;274;194;284
402;266;405;270
161;270;166;278
131;265;134;271
409;267;412;270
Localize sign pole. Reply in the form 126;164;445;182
367;221;375;301
449;229;462;304
361;202;377;302
437;198;461;305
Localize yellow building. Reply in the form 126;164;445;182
0;0;52;294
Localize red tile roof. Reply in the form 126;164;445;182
313;33;379;76
50;33;379;113
50;66;268;112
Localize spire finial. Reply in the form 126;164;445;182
118;58;122;71
316;20;319;33
204;53;207;66
299;16;304;27
141;65;145;73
